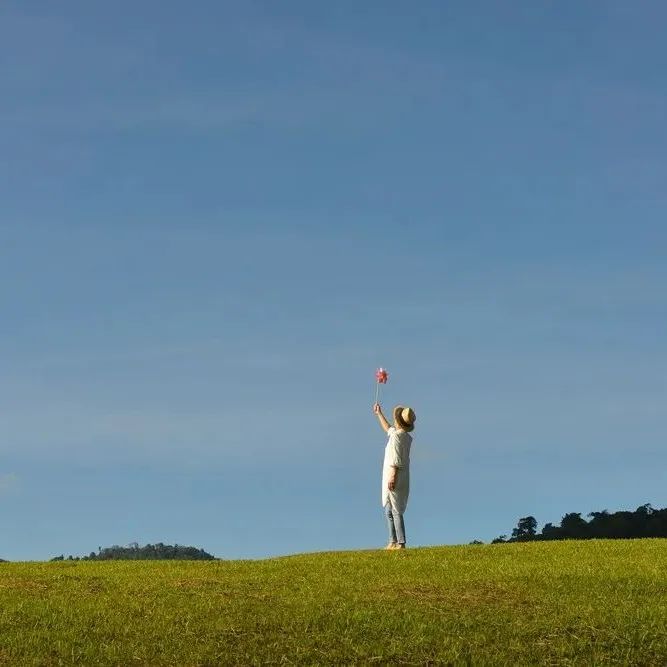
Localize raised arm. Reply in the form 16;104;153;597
373;403;391;433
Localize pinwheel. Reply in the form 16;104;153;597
374;367;388;405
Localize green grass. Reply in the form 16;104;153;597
1;540;666;665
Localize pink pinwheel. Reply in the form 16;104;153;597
374;367;389;404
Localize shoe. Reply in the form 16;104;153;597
395;543;406;549
385;542;398;550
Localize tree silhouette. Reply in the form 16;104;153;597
511;516;537;541
492;504;667;544
540;522;561;540
50;543;216;561
560;513;588;539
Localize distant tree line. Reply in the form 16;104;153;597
50;542;216;561
491;504;667;543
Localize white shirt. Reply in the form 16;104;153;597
381;426;412;513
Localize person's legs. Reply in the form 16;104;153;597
384;503;407;547
384;503;397;546
394;512;406;546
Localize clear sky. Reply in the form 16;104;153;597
2;1;666;561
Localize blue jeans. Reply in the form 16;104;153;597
384;503;406;544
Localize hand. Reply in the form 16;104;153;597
373;403;381;415
388;476;396;491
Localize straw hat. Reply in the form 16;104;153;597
393;405;416;432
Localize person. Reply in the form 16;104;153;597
373;402;416;550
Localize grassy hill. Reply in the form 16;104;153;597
1;540;666;665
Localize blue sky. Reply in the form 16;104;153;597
1;1;666;560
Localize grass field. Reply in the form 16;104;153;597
1;540;666;665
